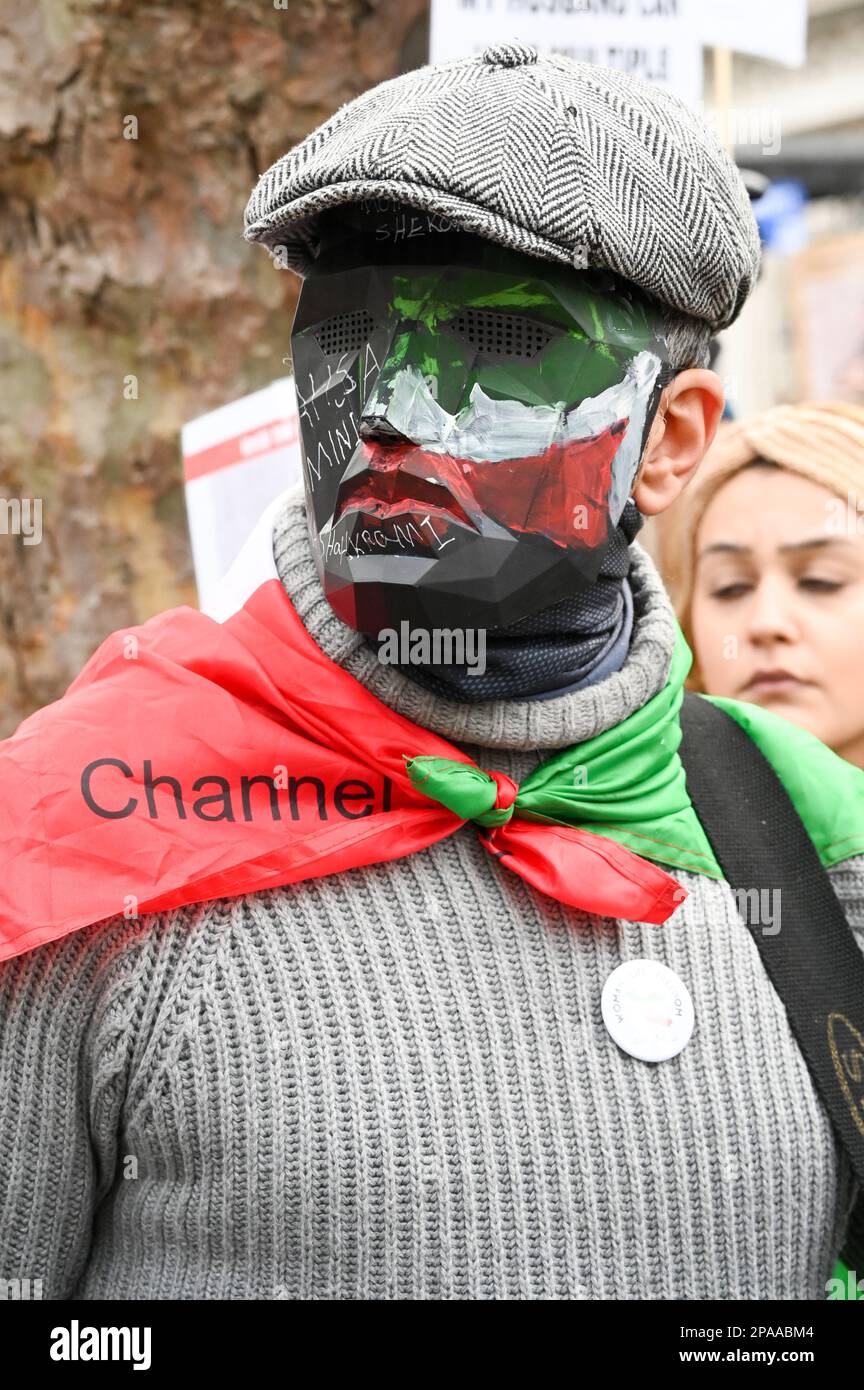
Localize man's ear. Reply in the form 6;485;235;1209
632;369;725;516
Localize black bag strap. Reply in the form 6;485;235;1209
678;690;864;1270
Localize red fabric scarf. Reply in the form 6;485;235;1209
0;576;685;963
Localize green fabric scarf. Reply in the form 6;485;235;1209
408;621;864;879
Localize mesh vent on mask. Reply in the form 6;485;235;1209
312;311;376;357
449;309;560;361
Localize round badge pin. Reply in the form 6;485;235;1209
601;959;694;1063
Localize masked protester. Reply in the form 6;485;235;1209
1;46;863;1301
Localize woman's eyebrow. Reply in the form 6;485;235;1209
777;537;859;554
698;537;859;561
697;542;748;558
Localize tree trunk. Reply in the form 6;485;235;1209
0;0;428;734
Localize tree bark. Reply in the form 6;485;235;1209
0;0;428;733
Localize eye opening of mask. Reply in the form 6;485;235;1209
309;309;377;358
306;304;568;365
448;308;564;362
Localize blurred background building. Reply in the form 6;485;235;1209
717;0;864;418
0;0;862;734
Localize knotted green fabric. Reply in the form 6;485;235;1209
406;619;864;880
405;759;516;827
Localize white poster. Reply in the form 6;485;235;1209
182;377;302;611
698;0;807;68
430;0;704;107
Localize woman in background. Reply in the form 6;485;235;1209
665;402;864;769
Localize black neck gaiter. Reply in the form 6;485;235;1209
369;500;645;703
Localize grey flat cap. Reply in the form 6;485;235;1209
244;43;761;333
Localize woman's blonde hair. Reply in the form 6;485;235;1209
659;401;864;691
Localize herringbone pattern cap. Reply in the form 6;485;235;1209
244;43;761;332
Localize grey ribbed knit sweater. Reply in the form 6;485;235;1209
1;490;862;1301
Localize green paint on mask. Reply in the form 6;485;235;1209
464;283;554;312
391;275;463;332
351;252;668;423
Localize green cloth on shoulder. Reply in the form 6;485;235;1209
409;619;864;881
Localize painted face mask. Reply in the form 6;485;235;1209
290;202;671;635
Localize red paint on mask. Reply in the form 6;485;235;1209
336;420;627;550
